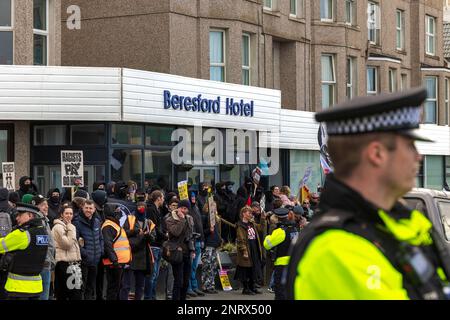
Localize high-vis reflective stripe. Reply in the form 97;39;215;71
378;209;433;246
5;272;42;294
128;215;136;231
264;238;274;250
275;256;290;266
1;239;7;252
102;220;131;265
263;228;286;251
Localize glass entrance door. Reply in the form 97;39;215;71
186;166;218;191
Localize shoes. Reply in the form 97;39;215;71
186;291;198;297
254;283;261;289
268;287;275;294
251;288;263;294
194;289;205;296
203;288;219;294
242;289;256;295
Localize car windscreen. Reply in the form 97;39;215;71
437;201;450;241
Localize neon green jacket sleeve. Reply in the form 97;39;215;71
264;228;286;250
0;229;31;254
294;229;409;300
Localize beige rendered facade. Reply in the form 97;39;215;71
61;0;448;124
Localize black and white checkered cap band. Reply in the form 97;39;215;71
325;106;421;135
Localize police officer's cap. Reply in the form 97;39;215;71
315;87;433;142
15;202;40;216
273;207;289;218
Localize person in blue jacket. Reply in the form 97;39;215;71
73;199;104;300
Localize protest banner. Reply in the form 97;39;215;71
1;162;15;191
61;151;84;187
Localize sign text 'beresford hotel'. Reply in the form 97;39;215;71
163;90;254;117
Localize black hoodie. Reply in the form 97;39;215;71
17;176;38;200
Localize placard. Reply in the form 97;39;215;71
177;180;189;201
61;151;84;187
1;162;15;191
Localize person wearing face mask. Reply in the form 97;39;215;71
17;176;39;200
197;183;209;215
101;204;131;300
46;188;61;227
120;202;156;300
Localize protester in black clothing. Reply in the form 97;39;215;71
92;181;106;192
46;188;61;226
197;182;209;215
17;176;39;200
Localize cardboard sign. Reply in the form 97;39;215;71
61;151;84;187
219;270;233;291
252;167;261;185
177;180;189;200
208;196;216;228
1;162;15;191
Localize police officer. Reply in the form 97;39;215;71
264;207;300;300
0;202;48;300
286;87;450;300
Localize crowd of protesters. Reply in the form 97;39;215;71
0;174;320;300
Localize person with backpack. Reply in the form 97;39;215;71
120;201;156;300
0;188;14;299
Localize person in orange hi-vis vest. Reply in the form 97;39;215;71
101;204;131;300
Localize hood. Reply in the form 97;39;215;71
92;190;107;207
53;218;67;228
236;187;248;199
19;176;31;188
0;188;8;201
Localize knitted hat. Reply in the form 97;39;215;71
178;199;191;210
22;194;34;204
74;189;90;199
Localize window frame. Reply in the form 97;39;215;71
345;0;355;26
0;0;14;65
368;2;380;45
320;0;334;22
346;57;356;99
209;29;226;82
321;54;336;109
446;78;450;126
290;0;297;17
0;124;14;162
33;0;49;66
388;68;397;93
401;73;407;90
367;66;378;95
264;0;273;10
425;15;436;56
242;33;251;86
424;76;438;124
396;9;405;51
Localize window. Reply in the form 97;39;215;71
320;0;333;21
426;15;436;56
438;201;450;241
289;150;323;195
242;33;251;86
346;57;356;99
111;124;143;145
145;125;175;146
396;10;405;50
144;150;172;192
0;124;14;187
446;78;450;125
0;0;13;65
34;125;66;146
367;67;378;95
70;124;105;145
368;2;380;45
110;149;142;187
401;73;408;90
264;0;272;10
290;0;297;16
425;155;444;189
345;0;355;25
321;54;336;109
424;76;437;124
33;0;48;65
389;68;397;93
210;30;225;82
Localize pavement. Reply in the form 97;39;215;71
156;287;275;301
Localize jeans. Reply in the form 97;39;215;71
188;240;202;292
171;255;192;301
120;269;146;300
81;263;98;300
144;247;161;300
269;270;275;289
39;268;51;300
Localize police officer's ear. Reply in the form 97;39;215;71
366;140;389;168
